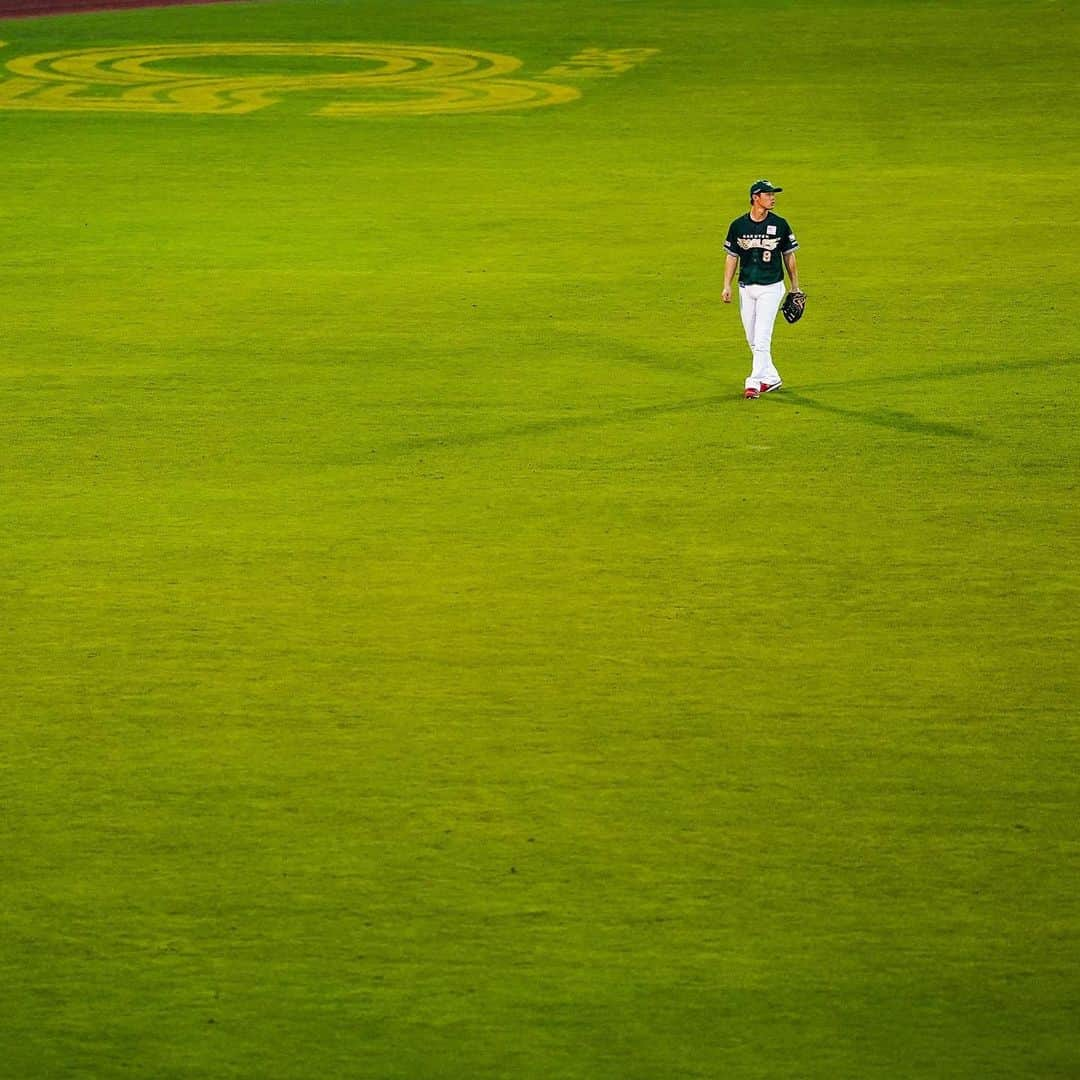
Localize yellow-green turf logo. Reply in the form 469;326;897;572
0;42;657;117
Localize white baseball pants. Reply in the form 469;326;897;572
739;280;785;390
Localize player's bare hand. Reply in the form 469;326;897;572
722;287;732;303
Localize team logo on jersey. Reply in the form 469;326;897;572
736;237;781;252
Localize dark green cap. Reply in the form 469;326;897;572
750;179;783;197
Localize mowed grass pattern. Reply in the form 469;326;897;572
2;1;1078;1077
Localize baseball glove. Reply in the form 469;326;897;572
781;289;807;324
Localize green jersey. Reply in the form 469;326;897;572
724;211;798;286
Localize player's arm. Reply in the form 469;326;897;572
722;253;739;303
783;250;800;292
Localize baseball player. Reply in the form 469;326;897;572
722;180;801;398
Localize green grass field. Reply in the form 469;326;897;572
2;0;1078;1076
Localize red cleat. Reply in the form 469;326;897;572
760;380;783;393
744;387;760;399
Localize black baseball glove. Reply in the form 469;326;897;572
781;289;806;324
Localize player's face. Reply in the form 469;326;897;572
755;191;777;210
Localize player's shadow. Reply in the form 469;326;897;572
799;353;1079;394
768;389;986;440
388;393;731;453
387;353;1076;454
773;352;1078;438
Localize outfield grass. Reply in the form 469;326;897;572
2;1;1078;1077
